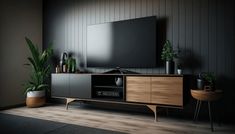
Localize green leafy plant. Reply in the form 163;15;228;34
23;37;53;94
161;40;176;61
67;57;76;73
177;63;182;69
203;72;216;89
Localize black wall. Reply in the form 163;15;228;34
43;0;235;122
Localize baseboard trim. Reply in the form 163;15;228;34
0;103;26;110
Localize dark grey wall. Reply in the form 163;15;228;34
43;0;235;122
0;0;42;108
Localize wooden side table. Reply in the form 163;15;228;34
191;89;223;132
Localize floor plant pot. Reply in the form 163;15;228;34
165;60;174;74
26;90;46;108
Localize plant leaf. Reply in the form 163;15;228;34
37;84;48;91
25;37;41;70
27;57;38;71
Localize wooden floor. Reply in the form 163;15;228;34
1;104;234;134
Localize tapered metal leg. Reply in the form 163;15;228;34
194;100;202;122
196;101;202;121
208;101;214;132
193;100;199;121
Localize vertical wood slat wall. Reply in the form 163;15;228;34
43;0;235;77
43;0;235;121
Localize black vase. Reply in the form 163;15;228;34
165;61;174;74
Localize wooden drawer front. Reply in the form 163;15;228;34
126;77;151;103
151;77;183;106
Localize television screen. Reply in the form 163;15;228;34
87;16;157;68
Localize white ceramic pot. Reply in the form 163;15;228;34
115;77;123;86
177;69;182;75
27;90;45;97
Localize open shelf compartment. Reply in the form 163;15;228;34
91;74;125;101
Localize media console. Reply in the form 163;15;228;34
51;73;185;122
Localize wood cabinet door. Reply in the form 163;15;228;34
126;76;151;103
151;77;183;106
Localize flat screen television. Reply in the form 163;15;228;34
87;16;157;68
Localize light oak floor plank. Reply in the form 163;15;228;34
1;104;234;134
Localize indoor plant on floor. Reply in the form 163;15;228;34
161;40;176;74
23;37;53;107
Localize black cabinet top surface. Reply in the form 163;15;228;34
52;73;184;77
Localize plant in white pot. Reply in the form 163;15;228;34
23;37;53;108
161;40;176;74
176;63;183;75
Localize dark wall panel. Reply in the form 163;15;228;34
192;0;201;74
43;0;235;121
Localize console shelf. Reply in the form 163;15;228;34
92;74;125;100
93;85;123;89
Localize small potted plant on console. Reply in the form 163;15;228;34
176;63;183;75
161;40;176;74
23;37;53;107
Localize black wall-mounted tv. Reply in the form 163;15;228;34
87;16;157;68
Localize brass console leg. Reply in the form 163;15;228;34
147;105;158;122
66;98;76;110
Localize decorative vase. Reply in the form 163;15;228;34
197;79;204;89
177;69;182;75
26;90;46;108
165;61;174;74
115;77;123;86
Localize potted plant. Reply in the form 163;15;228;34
197;73;204;89
176;63;182;75
203;72;216;91
67;54;77;73
161;40;176;74
23;37;53;107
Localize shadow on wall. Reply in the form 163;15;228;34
51;55;59;70
157;17;167;67
172;48;235;122
171;75;235;123
216;76;235;122
50;51;85;72
178;48;202;74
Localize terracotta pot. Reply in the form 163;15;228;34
26;90;46;108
